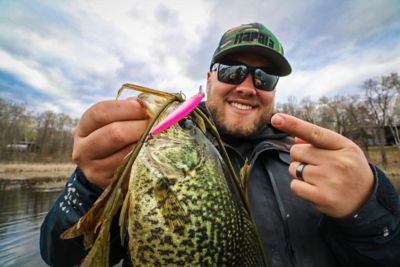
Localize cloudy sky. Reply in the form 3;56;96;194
0;0;399;118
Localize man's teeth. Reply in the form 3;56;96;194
231;102;253;110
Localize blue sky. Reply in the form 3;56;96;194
0;0;399;118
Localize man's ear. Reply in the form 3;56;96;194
206;71;213;92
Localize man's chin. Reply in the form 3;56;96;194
217;123;258;138
207;103;271;137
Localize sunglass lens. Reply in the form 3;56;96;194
218;64;247;84
254;69;278;91
216;63;278;91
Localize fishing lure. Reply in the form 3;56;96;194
150;86;205;135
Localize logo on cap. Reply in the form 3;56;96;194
234;32;275;49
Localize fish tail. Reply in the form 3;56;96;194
61;164;127;248
80;190;123;267
119;187;131;246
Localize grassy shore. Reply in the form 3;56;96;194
0;162;75;179
0;146;398;192
0;163;75;190
367;146;400;192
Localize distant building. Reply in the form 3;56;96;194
365;125;400;146
6;141;40;152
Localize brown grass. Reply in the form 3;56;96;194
0;148;399;191
367;147;400;193
0;163;75;179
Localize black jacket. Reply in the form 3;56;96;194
219;125;400;267
40;117;400;267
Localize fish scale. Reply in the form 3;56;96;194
61;86;268;267
126;97;265;266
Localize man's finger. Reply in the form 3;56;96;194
290;179;323;205
295;137;307;144
76;120;149;160
290;144;339;166
271;113;351;150
76;99;149;137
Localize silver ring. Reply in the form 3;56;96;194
296;162;307;180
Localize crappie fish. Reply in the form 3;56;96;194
62;84;267;267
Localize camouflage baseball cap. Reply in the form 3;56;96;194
211;23;291;76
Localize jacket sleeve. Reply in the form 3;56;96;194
321;165;400;267
40;168;124;267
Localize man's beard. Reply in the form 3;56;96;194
206;101;273;138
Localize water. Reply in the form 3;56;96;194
0;187;61;267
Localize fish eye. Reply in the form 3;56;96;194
179;118;195;130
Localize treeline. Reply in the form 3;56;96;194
277;72;400;167
0;98;78;162
0;72;399;164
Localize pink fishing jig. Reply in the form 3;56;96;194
150;87;205;135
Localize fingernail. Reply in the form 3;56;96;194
271;114;284;126
295;137;306;144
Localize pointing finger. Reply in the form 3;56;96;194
271;113;351;150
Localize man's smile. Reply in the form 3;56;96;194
229;101;254;110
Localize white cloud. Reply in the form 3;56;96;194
0;50;53;93
0;0;216;116
0;0;399;118
278;42;400;102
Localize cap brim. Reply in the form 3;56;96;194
212;45;292;76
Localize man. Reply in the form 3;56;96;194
41;23;400;266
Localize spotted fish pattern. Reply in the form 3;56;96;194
125;97;266;266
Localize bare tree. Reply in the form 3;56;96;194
54;113;74;160
362;73;399;167
317;96;349;134
276;96;301;117
299;97;318;123
385;73;400;156
0;98;30;160
35;111;75;162
342;95;375;158
0;97;77;162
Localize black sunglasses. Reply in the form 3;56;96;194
211;63;279;91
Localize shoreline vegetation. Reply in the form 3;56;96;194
367;147;400;193
0;163;75;191
0;162;398;192
0;145;399;192
1;74;399;192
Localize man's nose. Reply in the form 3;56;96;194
236;74;257;95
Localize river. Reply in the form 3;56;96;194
0;187;61;267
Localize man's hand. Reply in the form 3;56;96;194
271;113;374;218
72;98;149;189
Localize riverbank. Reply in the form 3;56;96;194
0;163;75;190
0;162;398;192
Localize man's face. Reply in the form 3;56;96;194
206;53;276;137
